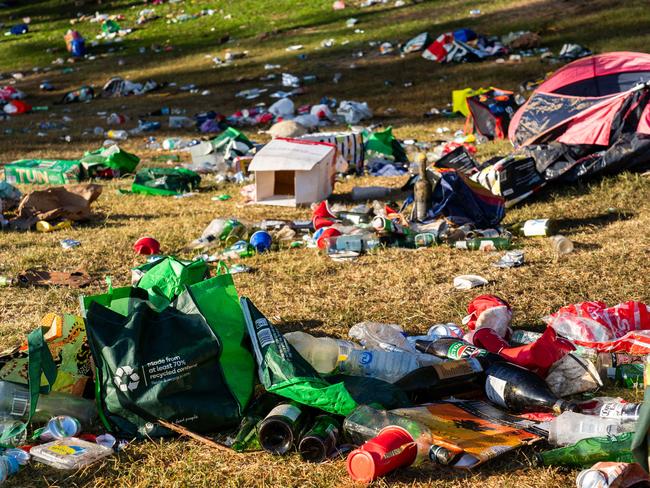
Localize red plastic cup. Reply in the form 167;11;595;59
312;216;335;230
133;236;160;255
316;227;341;249
312;200;336;219
347;426;417;483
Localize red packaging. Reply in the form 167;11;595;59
316;227;341;249
347;426;417;483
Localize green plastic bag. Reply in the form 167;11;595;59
240;297;358;416
86;285;254;437
131;167;201;196
81;145;140;175
133;256;209;304
212;127;253;152
364;126;407;163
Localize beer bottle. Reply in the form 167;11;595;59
453;237;511;251
537;432;635;467
394;359;486;402
298;415;340;463
415;338;503;364
485;362;576;413
414;159;432;222
231;393;280;452
508;219;558;237
258;402;308;455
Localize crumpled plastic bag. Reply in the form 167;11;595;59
546;301;650;343
337;100;372;124
12;184;102;229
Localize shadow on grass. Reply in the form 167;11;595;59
555;210;636;234
276;319;324;333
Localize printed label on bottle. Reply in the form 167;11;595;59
432;358;481;379
478;240;496;251
11;390;29;417
267;404;301;423
485;376;507;407
522;219;548;236
448;342;482;359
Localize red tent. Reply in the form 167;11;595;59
508;52;650;181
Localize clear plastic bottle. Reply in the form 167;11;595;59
284;331;358;374
547;411;635;446
343;405;432;462
338;348;443;383
0;380;97;425
38;416;82;442
105;129;128;141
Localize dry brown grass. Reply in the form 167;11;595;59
1;0;650;486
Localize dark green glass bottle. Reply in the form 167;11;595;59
537;432;635;467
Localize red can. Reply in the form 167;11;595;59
346;426;417;483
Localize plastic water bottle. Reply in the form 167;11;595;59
547;412;635;446
106;129;128;141
284;331;358;374
38;416;82;442
338;348;443;383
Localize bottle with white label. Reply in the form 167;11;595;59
484;362;577;413
577;397;641;422
547;411;635;447
338;348;443;384
258;403;308;455
509;219;557;237
453;237;511;251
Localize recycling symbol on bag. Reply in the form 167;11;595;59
114;365;140;392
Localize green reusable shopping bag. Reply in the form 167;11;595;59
131;167;201;196
80;280;153;317
85;274;254;437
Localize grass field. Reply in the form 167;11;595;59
1;0;649;486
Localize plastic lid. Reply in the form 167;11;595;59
347;449;376;482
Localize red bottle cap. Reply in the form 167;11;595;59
133;236;160;255
346;426;417;483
